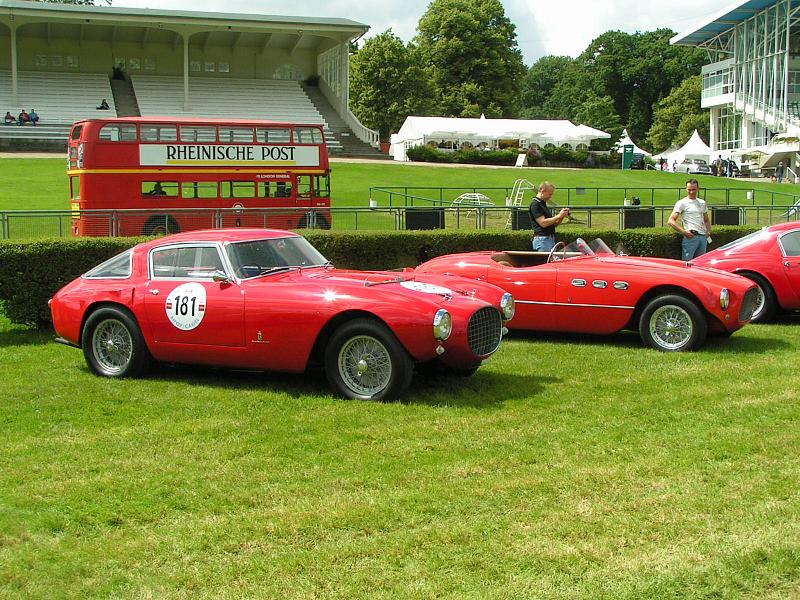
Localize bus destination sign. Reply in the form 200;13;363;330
140;144;321;167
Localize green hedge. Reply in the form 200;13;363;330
0;226;761;326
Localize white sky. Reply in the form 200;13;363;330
112;0;729;65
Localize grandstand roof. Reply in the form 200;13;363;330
671;0;795;47
0;0;369;44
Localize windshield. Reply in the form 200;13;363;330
226;236;328;279
561;237;623;258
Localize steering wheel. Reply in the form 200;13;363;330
547;241;566;263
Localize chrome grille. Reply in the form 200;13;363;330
740;287;760;322
468;307;503;356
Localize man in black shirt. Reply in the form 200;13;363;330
529;181;570;251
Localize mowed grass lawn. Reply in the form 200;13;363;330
1;155;798;212
2;310;800;597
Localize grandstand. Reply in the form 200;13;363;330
0;70;380;155
0;1;382;156
133;76;318;123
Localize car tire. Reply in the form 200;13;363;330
324;318;413;400
639;294;707;352
741;272;777;323
82;306;151;377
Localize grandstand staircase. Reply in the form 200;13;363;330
110;78;140;117
301;83;386;159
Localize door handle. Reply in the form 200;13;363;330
149;289;159;295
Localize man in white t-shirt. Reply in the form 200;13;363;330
668;179;712;261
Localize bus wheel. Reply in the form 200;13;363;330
143;216;180;236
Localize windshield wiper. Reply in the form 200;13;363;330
258;266;300;276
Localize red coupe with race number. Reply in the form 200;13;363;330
49;229;515;400
415;238;759;352
692;222;800;322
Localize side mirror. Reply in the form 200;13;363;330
212;270;231;284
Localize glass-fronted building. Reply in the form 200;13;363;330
672;0;800;175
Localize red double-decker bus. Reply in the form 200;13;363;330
67;117;332;236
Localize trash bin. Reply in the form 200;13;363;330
511;208;532;230
712;207;740;225
622;207;655;229
405;207;444;230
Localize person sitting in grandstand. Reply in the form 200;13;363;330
97;98;110;110
17;110;30;126
28;109;39;126
4;112;15;126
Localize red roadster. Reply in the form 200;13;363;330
49;229;515;400
692;222;800;322
415;238;759;351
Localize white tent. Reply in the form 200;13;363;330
389;116;609;161
614;128;651;156
661;130;712;166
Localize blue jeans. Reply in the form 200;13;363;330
681;234;707;261
532;235;556;251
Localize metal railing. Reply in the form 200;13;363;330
1;204;798;240
369;185;800;208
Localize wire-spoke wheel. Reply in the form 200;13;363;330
92;318;133;375
640;294;706;352
338;335;392;397
325;318;413;400
82;306;151;377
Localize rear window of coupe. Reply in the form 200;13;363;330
83;249;133;279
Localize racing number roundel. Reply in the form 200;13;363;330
165;282;207;330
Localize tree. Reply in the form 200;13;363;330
517;55;573;118
645;75;709;151
576;29;707;140
414;0;525;117
349;30;432;140
574;93;623;149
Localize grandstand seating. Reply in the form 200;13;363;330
0;70;117;124
132;75;325;124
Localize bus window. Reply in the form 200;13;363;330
314;174;330;198
99;124;137;142
221;181;256;198
142;181;178;197
220;127;255;143
256;127;291;143
141;125;178;142
70;176;80;200
275;181;293;198
180;126;217;142
181;182;218;199
297;176;312;198
258;182;272;197
70;125;82;141
295;127;323;144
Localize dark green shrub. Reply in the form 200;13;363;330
0;237;149;326
0;225;763;326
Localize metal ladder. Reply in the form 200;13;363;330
505;178;537;228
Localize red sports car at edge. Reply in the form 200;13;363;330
415;237;759;352
49;229;515;400
692;222;800;322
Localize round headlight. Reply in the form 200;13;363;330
719;288;730;310
500;292;515;320
433;309;452;341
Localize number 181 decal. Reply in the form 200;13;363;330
165;282;207;330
